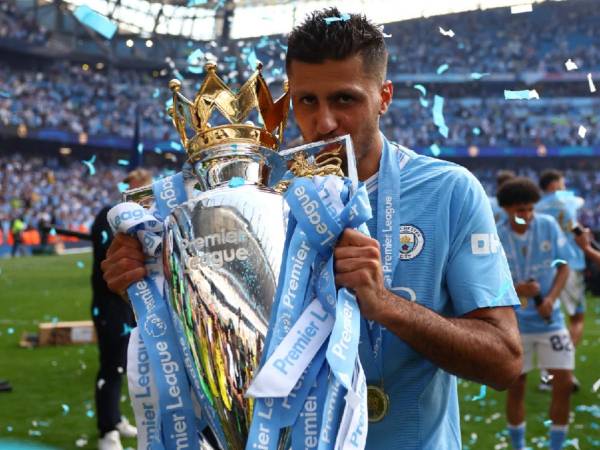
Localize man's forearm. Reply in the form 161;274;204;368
547;264;569;302
375;290;522;390
583;246;600;267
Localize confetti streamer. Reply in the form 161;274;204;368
432;95;449;138
551;259;567;267
439;26;455;38
170;141;183;151
82;155;96;176
565;59;578;71
188;0;208;5
73;5;117;39
515;216;526;225
471;385;487;401
324;13;351;24
470;72;490;80
587;73;596;93
101;230;108;244
61;404;70;415
121;323;134;336
504;89;539;100
593;377;600;393
578;125;587;139
429;143;441;157
247;49;259;70
413;84;427;96
436;63;449;75
118;182;129;193
117;159;129;166
511;4;533;14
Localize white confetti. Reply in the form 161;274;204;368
75;437;88;448
565;59;578;71
117;366;124;374
511;3;533;14
439;26;455;38
578;125;587;139
588;73;597;93
593;377;600;392
97;378;106;390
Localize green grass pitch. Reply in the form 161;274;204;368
0;254;598;449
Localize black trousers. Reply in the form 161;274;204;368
92;296;136;436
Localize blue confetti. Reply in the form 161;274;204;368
471;385;487;401
188;0;208;4
73;5;117;40
101;230;108;244
515;216;526;225
544;419;552;427
93;307;100;317
6;426;13;432
49;227;57;236
436;63;449;75
118;182;130;193
118;159;129;166
28;430;42;437
432;95;449;138
324;13;351;24
121;323;135;336
82;155;96;176
551;259;568;267
413;84;427;96
170;141;183;151
247;49;259;70
229;177;245;188
165;98;173;111
7;327;14;335
152;88;160;98
86;409;95;418
430;144;441;157
76;261;85;269
173;69;184;81
470;72;490;80
61;404;70;415
504;89;539;100
0;91;10;98
472;127;481;135
137;143;144;154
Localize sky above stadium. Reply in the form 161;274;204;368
59;0;559;40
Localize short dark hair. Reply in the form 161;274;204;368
497;177;541;207
496;170;516;188
286;7;388;81
538;169;563;191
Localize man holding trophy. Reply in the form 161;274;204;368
102;7;522;450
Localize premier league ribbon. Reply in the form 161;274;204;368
246;174;372;450
108;172;225;450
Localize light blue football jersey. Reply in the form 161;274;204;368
360;137;519;450
536;192;585;270
488;195;507;224
497;213;570;334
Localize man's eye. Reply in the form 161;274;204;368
338;95;354;104
300;96;316;105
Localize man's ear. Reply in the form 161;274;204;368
380;80;393;115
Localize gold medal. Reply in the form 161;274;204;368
367;385;389;422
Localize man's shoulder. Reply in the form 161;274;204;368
535;213;561;231
397;144;477;189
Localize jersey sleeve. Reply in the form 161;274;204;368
549;216;572;264
445;170;520;316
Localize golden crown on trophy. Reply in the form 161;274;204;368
168;62;290;162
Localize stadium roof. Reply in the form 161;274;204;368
57;0;556;40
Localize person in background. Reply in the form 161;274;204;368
489;169;516;223
496;177;574;450
536;169;585;391
10;216;25;257
574;227;600;267
92;168;151;450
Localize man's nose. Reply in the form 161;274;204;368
314;105;338;138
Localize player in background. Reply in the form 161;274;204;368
536;169;585;391
497;177;574;450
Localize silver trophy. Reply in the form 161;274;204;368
126;63;357;450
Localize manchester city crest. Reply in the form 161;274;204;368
399;225;425;260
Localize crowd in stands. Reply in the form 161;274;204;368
0;153;126;243
1;0;600;148
0;0;48;44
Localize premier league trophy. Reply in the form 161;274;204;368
122;62;359;450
